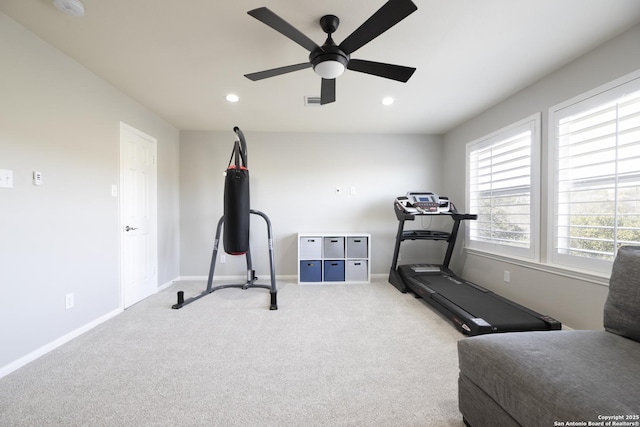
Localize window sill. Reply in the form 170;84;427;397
465;248;610;287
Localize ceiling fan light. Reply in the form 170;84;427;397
313;60;346;79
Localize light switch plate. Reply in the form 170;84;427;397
33;171;42;186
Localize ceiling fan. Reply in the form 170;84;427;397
244;0;418;105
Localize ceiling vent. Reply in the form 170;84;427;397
304;96;322;107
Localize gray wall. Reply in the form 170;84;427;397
180;131;445;279
0;12;180;370
441;23;640;330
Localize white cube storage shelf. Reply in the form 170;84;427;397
298;233;371;284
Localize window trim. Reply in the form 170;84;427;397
465;113;541;260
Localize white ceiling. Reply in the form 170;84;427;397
2;0;640;134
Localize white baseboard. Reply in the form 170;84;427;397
171;274;384;284
174;275;208;281
158;278;180;292
0;307;122;379
172;275;298;283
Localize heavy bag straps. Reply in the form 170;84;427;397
227;140;247;170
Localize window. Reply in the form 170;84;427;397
466;114;541;259
550;74;640;273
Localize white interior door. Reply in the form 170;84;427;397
120;123;157;308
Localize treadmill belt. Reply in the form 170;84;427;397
415;275;546;330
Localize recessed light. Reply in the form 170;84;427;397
226;94;240;103
53;0;85;17
381;97;395;106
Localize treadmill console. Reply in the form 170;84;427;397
407;192;439;213
395;192;451;214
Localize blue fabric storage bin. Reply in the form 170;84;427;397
300;261;322;282
323;260;345;281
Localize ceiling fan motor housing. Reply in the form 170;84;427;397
309;44;349;74
309;14;349;78
310;15;349;79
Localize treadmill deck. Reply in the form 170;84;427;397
398;266;561;335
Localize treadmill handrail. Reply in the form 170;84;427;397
390;202;477;274
394;203;477;221
401;230;450;240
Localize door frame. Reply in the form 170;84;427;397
119;122;158;308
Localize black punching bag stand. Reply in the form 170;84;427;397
172;127;277;310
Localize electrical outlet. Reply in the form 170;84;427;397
220;254;226;263
65;293;74;310
503;270;511;283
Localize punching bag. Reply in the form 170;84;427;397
223;127;250;255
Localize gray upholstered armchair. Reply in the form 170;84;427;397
457;246;640;426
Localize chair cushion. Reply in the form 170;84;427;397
604;246;640;343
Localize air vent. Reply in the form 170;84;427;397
304;96;322;107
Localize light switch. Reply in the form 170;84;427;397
0;169;13;189
33;171;42;186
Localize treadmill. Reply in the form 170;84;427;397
389;200;561;336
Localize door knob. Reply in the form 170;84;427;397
125;225;138;232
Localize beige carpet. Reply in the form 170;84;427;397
0;279;465;426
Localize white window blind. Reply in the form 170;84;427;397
466;114;540;259
551;77;640;273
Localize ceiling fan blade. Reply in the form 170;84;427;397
248;7;321;53
244;63;312;81
338;0;417;55
320;78;336;105
347;59;416;82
